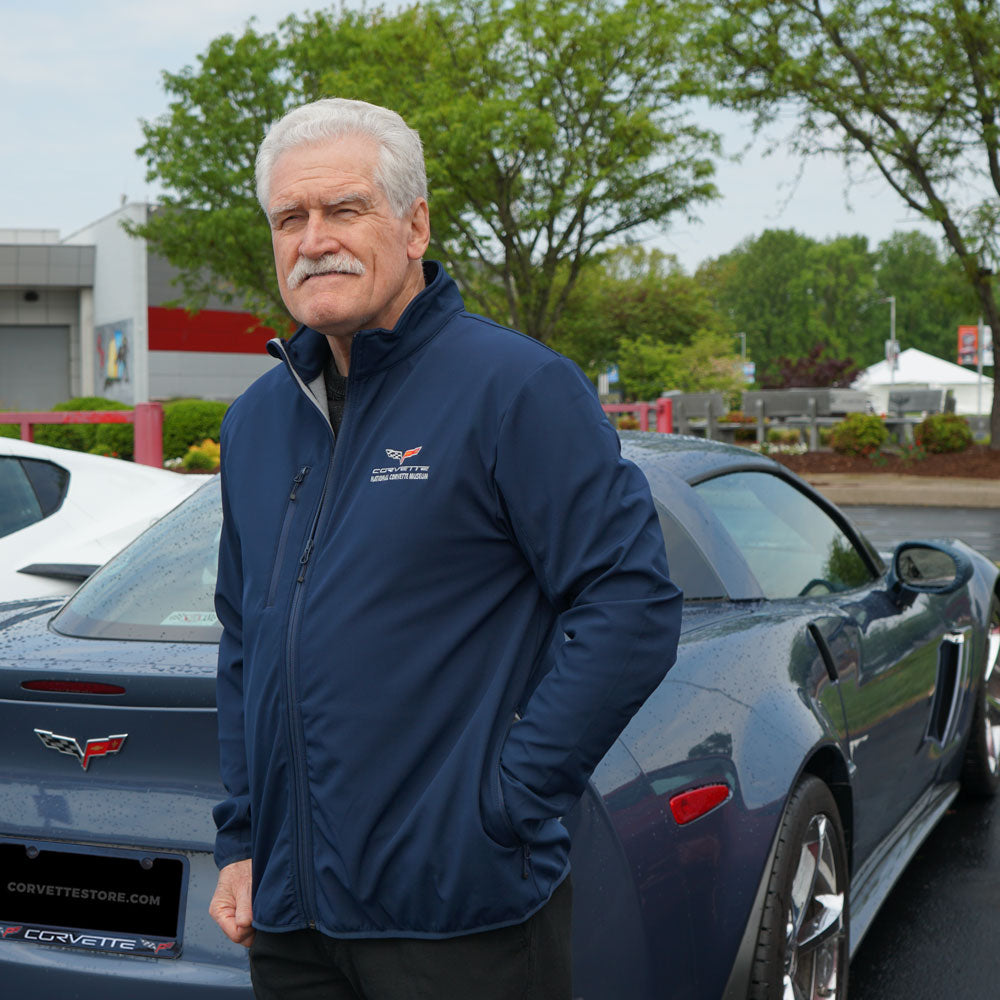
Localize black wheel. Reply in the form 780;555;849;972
961;599;1000;797
749;776;849;1000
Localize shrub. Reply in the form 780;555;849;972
616;414;640;430
34;397;132;453
182;438;221;472
0;418;19;439
163;400;229;460
828;413;888;457
767;427;801;446
915;413;973;454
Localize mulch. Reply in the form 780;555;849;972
773;445;1000;479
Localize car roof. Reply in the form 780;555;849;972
618;431;780;485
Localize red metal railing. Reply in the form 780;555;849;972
601;397;673;433
2;402;164;468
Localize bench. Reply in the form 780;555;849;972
661;391;729;441
885;388;947;443
740;389;870;450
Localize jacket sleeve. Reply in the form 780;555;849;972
494;357;683;841
212;414;253;869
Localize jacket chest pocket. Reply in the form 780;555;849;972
265;465;311;608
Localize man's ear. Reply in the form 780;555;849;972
406;198;431;260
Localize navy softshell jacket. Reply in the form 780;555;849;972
213;262;682;937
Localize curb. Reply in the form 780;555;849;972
796;473;1000;509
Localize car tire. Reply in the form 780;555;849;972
749;775;848;1000
961;598;1000;797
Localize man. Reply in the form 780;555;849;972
210;97;682;999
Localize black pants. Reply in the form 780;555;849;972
249;877;572;1000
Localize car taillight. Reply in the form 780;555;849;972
669;784;731;825
21;680;126;695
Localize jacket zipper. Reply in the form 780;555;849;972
271;338;355;929
265;466;311;607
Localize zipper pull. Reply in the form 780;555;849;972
297;539;315;583
289;465;311;501
521;843;531;879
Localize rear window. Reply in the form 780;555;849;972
52;478;222;643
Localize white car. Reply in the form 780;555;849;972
0;436;208;601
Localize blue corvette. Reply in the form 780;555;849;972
0;432;997;1000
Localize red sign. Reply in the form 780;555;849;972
958;325;979;365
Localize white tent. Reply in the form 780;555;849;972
853;347;993;415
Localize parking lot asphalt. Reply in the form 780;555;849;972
795;473;1000;509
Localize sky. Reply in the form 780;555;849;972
1;0;943;273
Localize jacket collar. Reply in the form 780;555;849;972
266;261;463;381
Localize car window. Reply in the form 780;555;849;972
21;458;70;516
692;471;875;599
653;500;726;600
52;478;223;643
0;457;45;538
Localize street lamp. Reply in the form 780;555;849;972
881;296;898;389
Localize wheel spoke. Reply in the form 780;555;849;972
787;820;822;941
785;813;846;1000
986;624;1000;682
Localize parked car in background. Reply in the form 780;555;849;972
0;436;206;601
0;433;996;999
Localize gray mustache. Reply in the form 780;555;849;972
287;252;366;290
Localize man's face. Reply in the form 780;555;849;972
267;134;430;340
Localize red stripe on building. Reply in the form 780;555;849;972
148;306;280;354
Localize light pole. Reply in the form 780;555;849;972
881;296;898;389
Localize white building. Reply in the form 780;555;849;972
1;204;278;412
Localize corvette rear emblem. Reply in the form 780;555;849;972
34;729;128;770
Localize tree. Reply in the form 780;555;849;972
549;246;730;379
135;0;721;342
871;231;981;363
131;25;292;330
696;228;879;378
758;342;863;389
701;0;1000;443
616;331;743;400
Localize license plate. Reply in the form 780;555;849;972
0;838;186;958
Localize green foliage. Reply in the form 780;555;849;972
915;413;973;454
697;229;880;377
697;227;985;376
34;398;132;453
823;535;873;589
828;413;888;458
700;0;1000;439
550;246;730;378
0;418;19;438
163;400;229;460
182;438;222;472
616;330;743;400
94;422;134;460
130;25;290;330
135;0;721;342
872;232;980;363
767;427;801;446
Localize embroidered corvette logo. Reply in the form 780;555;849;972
34;729;128;770
372;446;430;483
385;447;422;465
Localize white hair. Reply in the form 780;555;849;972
256;98;428;219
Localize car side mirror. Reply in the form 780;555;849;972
886;542;972;603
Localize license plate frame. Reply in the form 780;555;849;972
0;837;187;958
